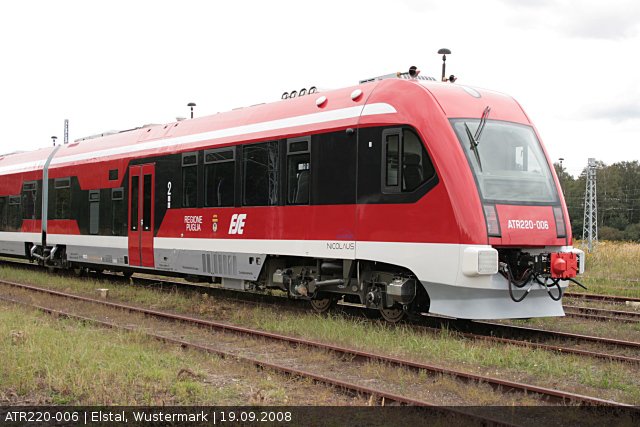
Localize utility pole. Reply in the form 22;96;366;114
582;158;598;252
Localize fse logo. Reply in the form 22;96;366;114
229;214;247;235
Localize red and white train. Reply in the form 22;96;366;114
0;68;584;321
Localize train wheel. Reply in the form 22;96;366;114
73;266;85;277
122;271;133;279
380;306;406;323
310;297;336;314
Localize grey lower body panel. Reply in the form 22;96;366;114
423;280;566;320
66;246;128;267
155;248;265;280
57;244;266;282
0;241;27;256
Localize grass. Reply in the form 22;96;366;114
1;263;640;404
0;304;242;405
0;302;320;405
574;240;640;298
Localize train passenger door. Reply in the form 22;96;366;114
128;163;155;267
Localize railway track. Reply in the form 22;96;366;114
415;322;640;365
565;292;640;304
2;258;640;366
563;305;640;324
59;272;640;364
0;298;469;409
431;317;640;353
130;276;640;364
2;297;540;427
0;278;631;409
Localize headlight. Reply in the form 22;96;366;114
463;247;498;276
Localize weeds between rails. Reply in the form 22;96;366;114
2;283;640;405
2;259;640;366
0;279;629;409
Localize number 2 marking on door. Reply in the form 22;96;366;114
167;181;172;208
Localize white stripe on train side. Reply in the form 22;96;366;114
0;103;396;174
0;232;41;243
20;233;460;288
46;234;129;248
151;237;461;289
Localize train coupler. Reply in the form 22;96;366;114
529;252;579;280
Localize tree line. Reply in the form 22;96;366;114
554;160;640;241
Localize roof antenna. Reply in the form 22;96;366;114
437;48;452;82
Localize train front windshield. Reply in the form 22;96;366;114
451;119;559;204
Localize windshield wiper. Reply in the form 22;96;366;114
475;106;491;142
465;123;483;171
464;106;491;172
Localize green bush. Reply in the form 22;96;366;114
598;226;625;241
624;223;640;241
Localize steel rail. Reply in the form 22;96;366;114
565;304;640;319
564;306;640;324
0;279;628;408
419;314;640;351
565;292;640;304
0;295;517;427
417;324;640;365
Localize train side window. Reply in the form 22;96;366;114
21;181;37;220
382;130;402;193
286;138;310;205
111;188;125;236
7;196;21;231
54;178;71;219
382;128;434;193
0;197;6;230
130;176;139;231
204;147;235;207
143;174;152;231
89;190;100;235
182;152;198;208
243;141;279;206
402;129;435;192
312;131;357;205
385;135;400;187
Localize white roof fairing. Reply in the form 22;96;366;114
0;102;397;175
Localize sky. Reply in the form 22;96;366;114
0;0;638;177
